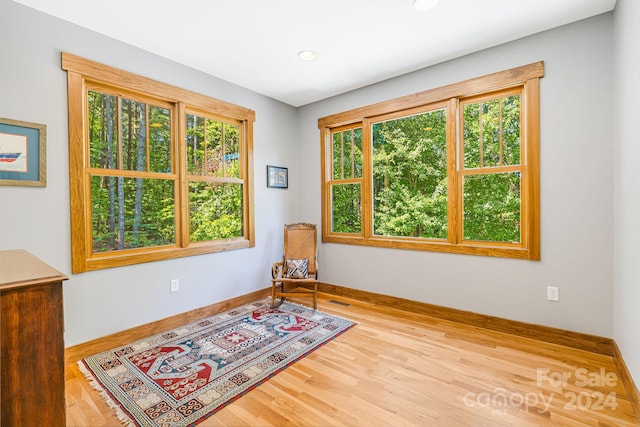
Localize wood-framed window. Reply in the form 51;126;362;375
319;62;543;260
63;53;255;273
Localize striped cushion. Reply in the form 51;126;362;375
286;258;308;279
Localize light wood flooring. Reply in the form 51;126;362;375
65;293;639;426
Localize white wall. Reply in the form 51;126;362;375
299;13;615;337
613;0;640;391
0;1;299;346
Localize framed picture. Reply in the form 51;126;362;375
0;117;46;187
267;165;288;189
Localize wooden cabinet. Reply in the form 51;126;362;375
0;250;68;427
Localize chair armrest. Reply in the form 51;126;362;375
272;261;284;279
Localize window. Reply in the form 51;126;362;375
330;125;363;233
63;53;255;273
319;62;542;260
460;90;523;244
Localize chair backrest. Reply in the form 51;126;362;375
283;223;317;275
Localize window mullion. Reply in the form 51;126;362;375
222;123;226;177
350;128;355;179
145;105;150;171
203;119;208;176
176;102;188;248
340;131;345;179
362;119;373;238
117;97;122;170
448;98;460;245
498;98;504;166
479;102;484;169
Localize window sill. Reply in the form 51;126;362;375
322;235;537;260
75;238;252;273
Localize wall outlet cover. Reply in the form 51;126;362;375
547;286;559;302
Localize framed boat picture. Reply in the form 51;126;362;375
0;117;46;187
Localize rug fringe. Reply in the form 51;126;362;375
77;360;136;427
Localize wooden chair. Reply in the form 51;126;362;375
271;223;318;310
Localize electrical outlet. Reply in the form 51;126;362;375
547;286;559;302
170;279;179;293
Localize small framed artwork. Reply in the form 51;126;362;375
267;165;288;189
0;117;46;187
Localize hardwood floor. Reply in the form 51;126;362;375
65;293;639;426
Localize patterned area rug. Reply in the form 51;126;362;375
79;299;355;426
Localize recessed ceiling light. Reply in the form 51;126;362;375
413;0;438;12
298;50;318;61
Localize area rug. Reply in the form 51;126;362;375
79;299;355;426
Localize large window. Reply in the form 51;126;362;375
63;53;255;273
319;63;542;260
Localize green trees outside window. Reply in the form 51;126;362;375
64;53;255;273
319;62;542;260
372;108;448;239
185;113;244;243
461;92;522;244
88;91;175;253
330;127;363;233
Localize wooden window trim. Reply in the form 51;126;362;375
318;62;543;260
63;53;255;273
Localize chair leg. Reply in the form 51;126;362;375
271;281;285;308
313;282;317;310
271;281;275;307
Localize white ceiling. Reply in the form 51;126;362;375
12;0;616;107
